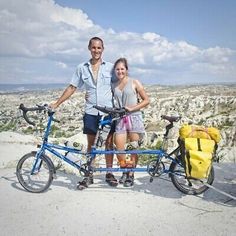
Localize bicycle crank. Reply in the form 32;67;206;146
147;160;165;182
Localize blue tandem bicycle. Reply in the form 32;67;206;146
16;104;215;194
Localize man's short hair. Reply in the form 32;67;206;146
88;37;104;48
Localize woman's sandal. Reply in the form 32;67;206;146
123;175;134;187
119;172;127;184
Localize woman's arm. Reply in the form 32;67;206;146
126;79;150;112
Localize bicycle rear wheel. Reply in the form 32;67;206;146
169;158;214;195
16;151;54;193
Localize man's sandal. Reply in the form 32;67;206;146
77;176;93;190
105;173;118;187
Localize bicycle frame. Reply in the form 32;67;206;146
32;110;180;175
18;104;218;196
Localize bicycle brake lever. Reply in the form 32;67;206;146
19;104;36;126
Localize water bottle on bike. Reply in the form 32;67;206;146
64;140;83;162
96;124;111;147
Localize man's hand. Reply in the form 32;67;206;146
48;85;77;110
49;102;58;110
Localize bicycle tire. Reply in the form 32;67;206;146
169;158;214;195
16;151;54;193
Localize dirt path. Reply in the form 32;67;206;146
0;164;235;236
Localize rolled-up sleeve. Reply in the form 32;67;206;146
70;65;84;89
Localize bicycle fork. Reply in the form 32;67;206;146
31;149;45;175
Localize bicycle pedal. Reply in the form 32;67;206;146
149;177;153;183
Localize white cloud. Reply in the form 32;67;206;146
142;32;161;43
51;3;94;30
0;0;235;85
0;0;99;59
56;61;67;69
202;46;233;63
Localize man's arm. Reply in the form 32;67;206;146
50;84;77;109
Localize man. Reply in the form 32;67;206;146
50;37;118;189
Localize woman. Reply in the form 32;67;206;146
113;58;150;187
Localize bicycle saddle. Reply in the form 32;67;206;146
161;115;181;123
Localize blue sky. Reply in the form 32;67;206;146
0;0;235;85
56;0;236;49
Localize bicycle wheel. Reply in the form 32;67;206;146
16;151;54;193
169;159;214;195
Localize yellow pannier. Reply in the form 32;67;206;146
179;125;221;143
183;138;216;179
185;138;216;153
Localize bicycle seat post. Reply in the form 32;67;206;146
164;122;173;138
160;122;173;151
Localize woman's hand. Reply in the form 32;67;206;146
125;106;133;112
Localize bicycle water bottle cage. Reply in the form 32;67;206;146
95;127;108;147
96;136;104;147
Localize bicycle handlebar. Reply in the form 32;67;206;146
94;106;181;123
19;103;59;126
93;105;127;117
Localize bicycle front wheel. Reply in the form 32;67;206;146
16;151;54;193
169;159;214;195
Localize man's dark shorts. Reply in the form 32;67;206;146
83;113;116;135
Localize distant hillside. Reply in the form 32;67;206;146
0;84;235;162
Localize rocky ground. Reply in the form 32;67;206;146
0;84;236;236
0;146;235;236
